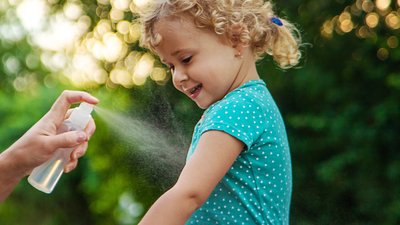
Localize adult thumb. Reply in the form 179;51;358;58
49;131;88;149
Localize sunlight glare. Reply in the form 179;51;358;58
16;0;47;31
110;8;124;21
110;68;133;87
376;0;391;11
133;0;151;8
93;69;108;84
132;74;147;85
33;13;89;51
113;0;130;11
150;67;167;82
117;20;130;35
128;22;141;43
134;53;154;79
0;1;9;11
63;2;83;20
94;20;112;38
103;32;127;62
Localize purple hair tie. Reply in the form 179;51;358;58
271;17;283;26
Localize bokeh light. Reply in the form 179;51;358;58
385;11;400;29
366;12;380;28
134;53;154;79
151;67;167;82
133;0;152;8
4;0;171;90
16;0;47;32
4;55;21;74
322;0;399;60
110;68;133;88
63;2;83;20
387;35;399;48
377;47;389;60
323;0;400;36
110;8;125;21
338;11;354;33
321;19;335;38
117;20;130;35
362;0;375;13
112;0;131;11
376;0;391;11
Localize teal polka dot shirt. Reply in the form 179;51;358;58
185;80;292;225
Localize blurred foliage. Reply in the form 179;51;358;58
0;0;399;225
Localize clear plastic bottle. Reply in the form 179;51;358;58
28;102;94;194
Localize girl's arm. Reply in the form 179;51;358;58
139;130;244;225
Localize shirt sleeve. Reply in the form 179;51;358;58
199;93;267;151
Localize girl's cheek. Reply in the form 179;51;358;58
171;79;181;92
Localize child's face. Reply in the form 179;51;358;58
153;17;244;109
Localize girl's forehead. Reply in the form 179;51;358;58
152;16;229;55
154;16;197;35
153;17;203;47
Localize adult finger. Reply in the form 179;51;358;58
47;90;99;125
84;118;96;139
65;142;88;173
64;160;78;173
71;142;88;161
64;108;73;120
47;130;88;150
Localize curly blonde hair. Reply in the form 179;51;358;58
140;0;302;69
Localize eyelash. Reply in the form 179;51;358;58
182;56;192;64
168;56;192;73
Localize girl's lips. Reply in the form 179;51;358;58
189;84;202;99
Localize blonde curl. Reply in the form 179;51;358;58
140;0;302;69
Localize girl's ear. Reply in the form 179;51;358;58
229;23;246;54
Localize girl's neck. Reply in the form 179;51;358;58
227;50;260;93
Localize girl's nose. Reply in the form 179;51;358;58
172;68;189;85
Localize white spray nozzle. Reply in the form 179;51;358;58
78;102;94;115
68;102;94;130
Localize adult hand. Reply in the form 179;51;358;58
0;90;99;201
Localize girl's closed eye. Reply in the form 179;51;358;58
181;56;192;64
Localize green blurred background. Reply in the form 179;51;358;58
0;0;399;224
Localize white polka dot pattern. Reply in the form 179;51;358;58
185;80;292;225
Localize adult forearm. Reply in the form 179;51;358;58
0;146;26;202
139;187;201;225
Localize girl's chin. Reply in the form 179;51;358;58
195;99;216;109
195;101;210;109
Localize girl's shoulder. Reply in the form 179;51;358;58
209;79;269;112
200;80;272;150
204;80;271;121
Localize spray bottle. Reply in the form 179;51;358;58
28;102;94;194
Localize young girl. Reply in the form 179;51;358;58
138;0;301;224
